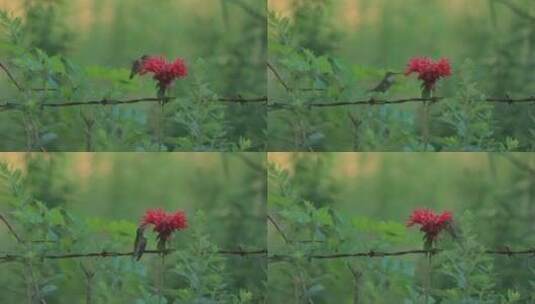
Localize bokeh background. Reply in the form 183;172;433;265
0;152;266;303
0;0;266;151
268;0;535;151
268;152;535;303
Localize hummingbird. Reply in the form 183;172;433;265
444;219;462;244
129;55;149;79
367;71;401;93
132;226;147;261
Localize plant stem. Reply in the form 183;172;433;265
424;254;432;304
158;253;165;304
422;100;430;151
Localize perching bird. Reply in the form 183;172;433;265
129;55;149;79
368;71;401;93
132;226;147;261
445;219;462;243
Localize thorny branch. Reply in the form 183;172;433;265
0;248;268;263
269;96;535;110
0;96;267;111
267;214;534;260
269;248;535;261
267;62;535;109
0;212;266;263
0;60;266;111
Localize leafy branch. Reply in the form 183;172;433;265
267;61;534;110
0;60;266;112
267;213;534;260
0;211;266;263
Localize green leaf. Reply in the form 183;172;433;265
48;208;65;226
315;56;333;74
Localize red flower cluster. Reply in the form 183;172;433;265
407;208;452;245
141;208;188;241
139;56;188;93
404;57;452;91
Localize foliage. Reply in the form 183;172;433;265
267;153;534;303
0;1;266;151
0;154;266;303
268;0;535;151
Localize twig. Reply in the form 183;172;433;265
267;214;290;244
0;213;59;244
500;154;535;175
0;213;23;243
216;96;267;104
268;214;325;244
158;254;165;304
227;0;266;22
0;61;24;91
267;62;291;92
0;248;267;263
269;95;535;109
0;96;267;111
1;60;59;92
267;62;325;93
79;263;95;304
269;248;535;260
494;0;535;22
346;263;362;304
233;154;265;172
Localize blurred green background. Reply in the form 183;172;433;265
0;152;266;303
268;0;535;151
0;0;266;151
268;152;535;303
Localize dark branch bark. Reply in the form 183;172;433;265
0;213;23;243
267;61;291;92
0;62;24;92
269;95;535;110
267;214;290;244
0;248;267;263
270;248;535;260
0;95;267;111
267;62;326;93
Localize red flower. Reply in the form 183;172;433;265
139;56;188;94
405;57;452;91
407;208;452;246
141;208;188;241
